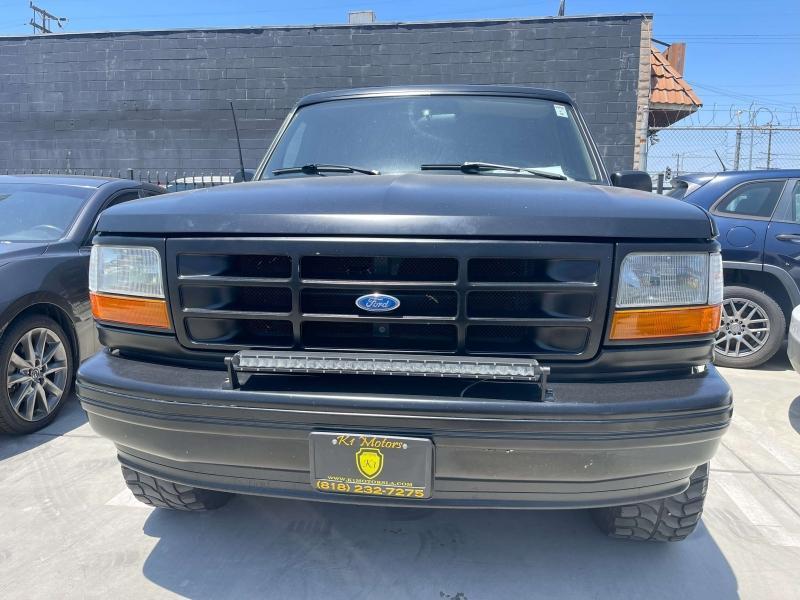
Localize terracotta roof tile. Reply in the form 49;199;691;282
651;47;702;108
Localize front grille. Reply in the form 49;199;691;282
167;238;613;360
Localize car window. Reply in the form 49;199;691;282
106;191;141;208
0;183;94;241
714;180;785;218
786;181;800;223
83;190;142;246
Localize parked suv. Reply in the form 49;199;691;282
670;170;800;368
77;87;732;542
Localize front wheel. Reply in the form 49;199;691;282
591;463;709;542
0;315;73;434
714;286;785;369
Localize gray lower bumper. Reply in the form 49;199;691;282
77;351;732;509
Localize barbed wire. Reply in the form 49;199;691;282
681;102;800;128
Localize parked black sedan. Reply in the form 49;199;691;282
0;175;163;433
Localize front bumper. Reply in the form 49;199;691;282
77;351;732;509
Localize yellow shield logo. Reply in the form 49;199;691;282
356;448;384;479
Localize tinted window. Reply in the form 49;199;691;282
782;181;800;223
714;180;785;218
107;191;141;208
263;95;601;182
0;183;93;242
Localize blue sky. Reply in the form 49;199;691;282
1;0;799;126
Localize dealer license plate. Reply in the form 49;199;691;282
310;432;433;499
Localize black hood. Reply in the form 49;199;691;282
0;241;47;264
98;174;713;239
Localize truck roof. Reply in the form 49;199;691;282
296;85;575;108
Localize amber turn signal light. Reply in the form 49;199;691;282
90;292;171;330
610;305;721;340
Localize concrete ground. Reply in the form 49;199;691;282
1;357;798;600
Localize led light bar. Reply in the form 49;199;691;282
228;350;545;385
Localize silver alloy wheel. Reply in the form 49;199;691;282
714;297;771;358
5;327;68;422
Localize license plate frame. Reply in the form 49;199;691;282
310;432;433;499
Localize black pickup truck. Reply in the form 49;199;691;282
77;86;732;542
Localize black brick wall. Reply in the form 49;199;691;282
0;15;646;174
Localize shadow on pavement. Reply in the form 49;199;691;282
790;396;800;435
0;394;88;461
751;347;794;372
141;495;738;599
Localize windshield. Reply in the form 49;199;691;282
0;183;93;242
262;95;601;182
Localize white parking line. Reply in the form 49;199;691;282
713;471;800;548
732;414;800;473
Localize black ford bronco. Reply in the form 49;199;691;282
78;86;732;542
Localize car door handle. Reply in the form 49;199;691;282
775;234;800;243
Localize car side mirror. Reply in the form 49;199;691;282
610;171;652;193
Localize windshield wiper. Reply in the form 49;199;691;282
272;163;379;176
421;161;567;180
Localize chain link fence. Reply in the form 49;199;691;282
1;167;248;190
646;126;800;192
9;127;800;194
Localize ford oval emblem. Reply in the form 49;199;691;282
355;293;401;313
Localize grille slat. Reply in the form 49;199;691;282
468;258;599;284
181;285;292;313
169;239;611;360
467;291;595;319
179;254;291;279
302;256;458;282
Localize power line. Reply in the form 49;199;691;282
692;82;800;109
29;2;67;34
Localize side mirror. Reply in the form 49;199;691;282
610;171;652;193
233;168;256;183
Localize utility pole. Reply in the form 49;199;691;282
733;127;742;170
557;1;566;16
766;124;773;169
29;2;67;35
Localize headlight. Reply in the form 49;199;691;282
89;246;170;329
611;252;722;340
617;252;718;308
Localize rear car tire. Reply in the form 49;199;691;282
121;465;232;511
0;315;73;434
591;463;709;542
714;286;785;369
